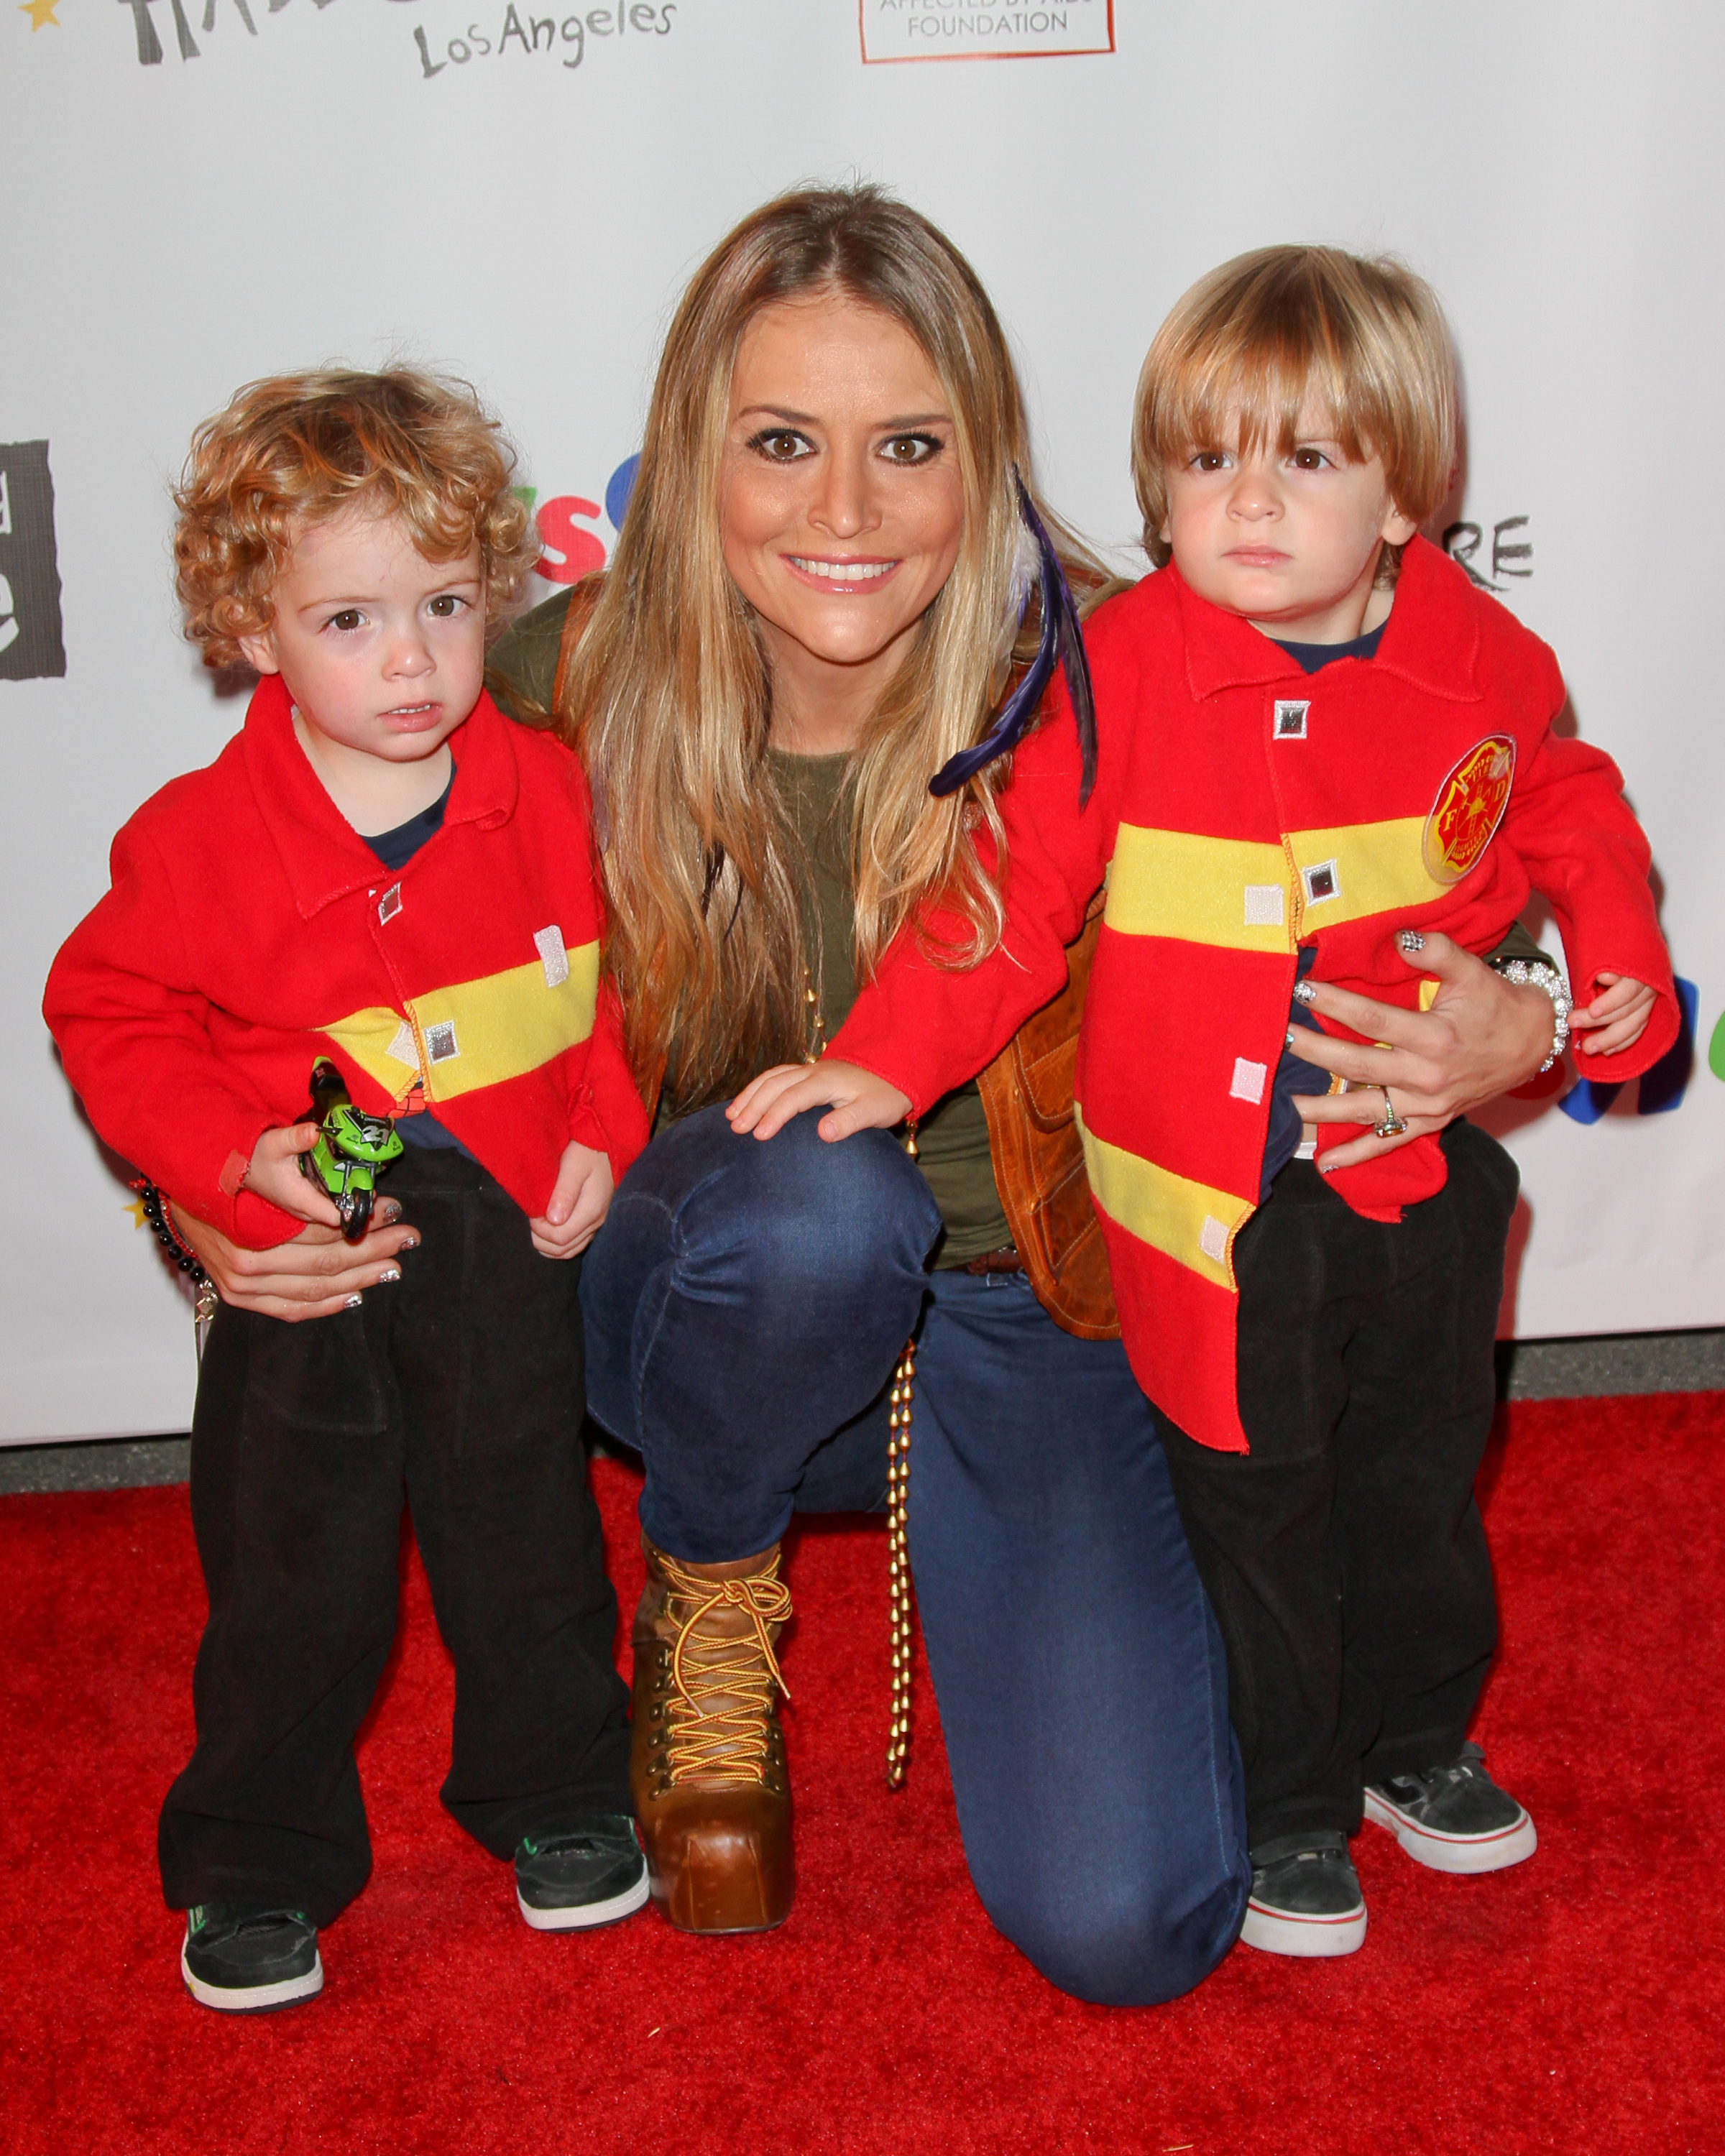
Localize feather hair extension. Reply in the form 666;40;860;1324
986;509;1042;705
929;473;1098;806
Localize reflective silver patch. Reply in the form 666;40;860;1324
1230;1058;1267;1105
534;924;569;988
1273;699;1310;740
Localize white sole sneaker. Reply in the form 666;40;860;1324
1363;1787;1537;1874
517;1864;650;1932
1240;1894;1367;1958
180;1939;324;2012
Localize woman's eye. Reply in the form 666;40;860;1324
326;609;364;633
880;433;942;466
748;428;812;463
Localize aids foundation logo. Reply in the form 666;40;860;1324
0;443;68;683
859;0;1112;63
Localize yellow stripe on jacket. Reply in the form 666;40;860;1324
1105;819;1449;949
320;938;601;1104
1074;1105;1255;1294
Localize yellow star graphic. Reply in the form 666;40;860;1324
19;0;61;26
124;1195;149;1230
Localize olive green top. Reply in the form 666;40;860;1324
483;592;568;723
486;592;1011;1265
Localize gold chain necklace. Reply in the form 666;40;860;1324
801;960;827;1064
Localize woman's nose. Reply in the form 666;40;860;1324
809;443;875;538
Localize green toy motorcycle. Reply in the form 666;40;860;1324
299;1059;402;1240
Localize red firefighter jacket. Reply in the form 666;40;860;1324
45;675;648;1248
831;538;1678;1452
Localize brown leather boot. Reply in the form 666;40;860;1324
631;1537;794;1934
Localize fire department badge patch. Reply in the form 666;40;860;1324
1422;735;1516;884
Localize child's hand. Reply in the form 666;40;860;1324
242;1124;345;1229
1569;972;1656;1056
530;1141;614;1258
727;1061;914;1143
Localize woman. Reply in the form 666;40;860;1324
177;188;1557;2003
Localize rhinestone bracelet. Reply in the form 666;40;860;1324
1489;957;1572;1073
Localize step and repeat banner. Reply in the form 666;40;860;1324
6;2;1721;1439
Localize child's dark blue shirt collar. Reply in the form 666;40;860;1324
1269;621;1386;674
362;767;455;873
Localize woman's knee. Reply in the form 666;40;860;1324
987;1863;1246;2007
675;1107;938;1304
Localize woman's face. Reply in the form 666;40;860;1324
719;292;966;747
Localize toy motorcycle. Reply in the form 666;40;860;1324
299;1059;403;1240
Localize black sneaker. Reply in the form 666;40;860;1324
515;1815;649;1932
1364;1741;1537;1874
180;1904;323;2012
1239;1832;1368;1958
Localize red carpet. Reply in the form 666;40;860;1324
3;1396;1721;2155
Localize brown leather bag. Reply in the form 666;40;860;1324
975;891;1120;1340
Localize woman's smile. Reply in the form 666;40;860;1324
781;553;900;586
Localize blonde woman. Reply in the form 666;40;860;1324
178;189;1556;2004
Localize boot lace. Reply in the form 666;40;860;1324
656;1551;792;1787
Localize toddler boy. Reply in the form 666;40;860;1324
45;371;649;2009
734;250;1679;1956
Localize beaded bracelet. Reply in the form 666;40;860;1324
134;1179;211;1289
1489;957;1573;1073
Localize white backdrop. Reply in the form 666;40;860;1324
6;1;1722;1442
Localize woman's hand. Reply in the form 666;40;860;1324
529;1141;614;1259
170;1197;421;1322
1287;929;1556;1171
1569;972;1655;1057
727;1061;914;1143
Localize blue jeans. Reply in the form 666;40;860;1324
581;1106;1249;2004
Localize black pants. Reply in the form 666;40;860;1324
158;1148;631;1927
1157;1120;1519;1848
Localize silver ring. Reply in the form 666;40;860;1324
1375;1085;1409;1139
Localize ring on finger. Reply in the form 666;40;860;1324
1375;1085;1409;1139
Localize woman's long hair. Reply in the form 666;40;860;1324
565;184;1110;1109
